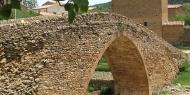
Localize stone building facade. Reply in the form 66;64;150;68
112;0;186;45
33;1;67;16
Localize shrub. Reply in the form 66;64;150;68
179;60;190;72
95;57;111;72
100;86;114;95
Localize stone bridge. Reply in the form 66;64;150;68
0;13;185;95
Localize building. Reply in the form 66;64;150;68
33;1;67;16
168;4;184;21
112;0;185;45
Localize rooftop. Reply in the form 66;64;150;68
168;4;182;9
163;21;185;26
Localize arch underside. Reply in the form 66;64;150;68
103;35;149;95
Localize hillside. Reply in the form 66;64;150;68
93;2;111;8
91;2;111;12
169;0;190;4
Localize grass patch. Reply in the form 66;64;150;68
175;72;190;85
87;83;114;95
174;60;190;85
175;43;190;50
10;9;39;19
159;91;169;95
0;7;39;20
95;57;111;72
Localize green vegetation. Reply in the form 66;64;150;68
175;43;190;50
95;57;111;72
9;9;39;19
0;0;89;23
174;60;190;85
88;83;100;93
160;91;169;95
94;2;111;12
169;0;190;4
175;3;190;26
100;86;114;95
87;83;114;95
22;0;38;8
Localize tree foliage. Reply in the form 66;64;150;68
22;0;38;8
56;0;89;23
169;0;190;4
0;0;21;19
175;3;190;26
0;0;89;23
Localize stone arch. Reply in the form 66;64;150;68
92;33;150;95
0;13;185;95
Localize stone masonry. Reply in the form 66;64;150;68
0;13;186;95
112;0;185;45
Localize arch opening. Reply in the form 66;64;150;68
87;34;150;95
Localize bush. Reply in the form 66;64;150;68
10;9;39;19
100;87;114;95
174;59;190;85
175;3;190;26
95;57;111;72
87;84;99;92
175;14;190;26
174;43;190;50
179;60;190;72
87;83;114;95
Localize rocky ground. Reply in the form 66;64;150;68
159;84;190;95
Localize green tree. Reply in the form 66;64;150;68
0;0;89;23
22;0;38;8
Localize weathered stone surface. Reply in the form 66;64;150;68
0;13;186;95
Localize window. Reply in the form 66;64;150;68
144;22;148;26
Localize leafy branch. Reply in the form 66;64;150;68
55;0;89;23
0;0;89;23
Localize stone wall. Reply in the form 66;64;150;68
181;28;190;45
162;24;184;45
163;26;190;45
112;0;165;36
0;13;185;95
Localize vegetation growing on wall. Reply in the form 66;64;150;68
169;0;190;4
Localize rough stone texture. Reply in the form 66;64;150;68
181;28;190;45
112;0;167;36
162;24;184;45
0;13;186;95
112;0;187;46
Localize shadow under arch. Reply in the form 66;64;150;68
89;32;150;95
